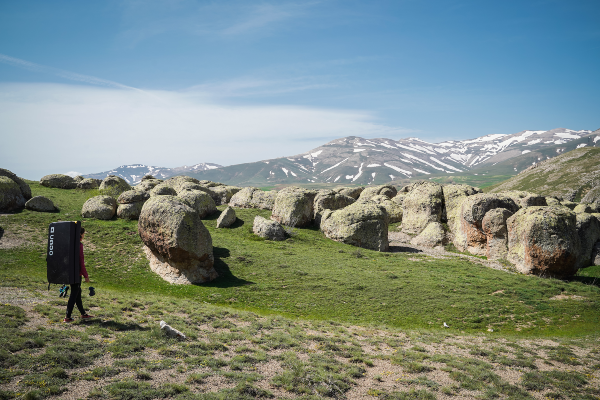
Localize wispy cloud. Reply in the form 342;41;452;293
220;3;307;35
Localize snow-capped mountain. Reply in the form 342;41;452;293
189;128;599;186
84;163;222;184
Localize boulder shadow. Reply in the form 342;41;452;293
199;246;255;288
87;319;150;332
0;226;4;241
570;275;600;287
230;218;245;228
389;245;423;254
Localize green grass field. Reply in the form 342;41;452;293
1;182;599;399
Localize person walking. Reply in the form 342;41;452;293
64;227;93;322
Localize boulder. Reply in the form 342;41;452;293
358;185;397;201
0;176;26;212
410;222;446;248
40;174;77;189
136;179;162;192
482;208;514;260
507;206;581;277
82;195;117;220
73;175;84;182
250;190;277;210
520;195;547;208
442;184;480;228
177;190;217;218
118;190;150;204
77;178;101;189
117;202;144;220
334;187;364;200
271;187;317;227
320;201;389;251
99;175;131;195
25;196;56;212
164;176;200;192
229;187;256;208
453;193;519;256
138;196;216;284
150;183;178;197
545;197;562;207
0;168;31;199
253;216;286;241
391;192;407;206
205;185;242;206
503;190;536;206
560;200;578;210
581;185;600;204
216;207;237;228
573;203;594;213
141;174;155;181
575;213;600;269
401;181;444;235
313;191;356;225
592;241;600;266
366;195;402;223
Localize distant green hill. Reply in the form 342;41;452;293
485;147;600;201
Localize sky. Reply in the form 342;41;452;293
1;0;599;179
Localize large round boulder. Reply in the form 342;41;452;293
81;195;117;220
253;216;286;241
313;191;356;225
150;183;178;197
575;213;600;269
453;193;520;256
40;174;77;189
77;178;101;189
0;168;31;199
410;222;446;248
136;178;163;192
25;196;56;212
216;207;237;228
507;206;581;277
358;185;397;201
320;201;389;251
99;175;131;195
271;187;318;227
365;195;402;223
177;190;217;218
206;185;242;206
117;202;144;220
482;208;514;260
138;196;216;284
0;176;26;212
118;190;150;204
334;187;364;200
442;184;480;228
401;181;444;235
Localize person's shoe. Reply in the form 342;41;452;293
63;317;74;323
81;314;94;319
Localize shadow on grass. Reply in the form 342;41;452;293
87;319;150;332
570;276;600;287
0;226;3;241
200;246;255;288
389;245;423;254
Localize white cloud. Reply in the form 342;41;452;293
64;171;83;177
0;82;412;179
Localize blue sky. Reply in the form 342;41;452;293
1;0;599;179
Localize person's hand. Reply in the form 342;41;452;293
85;277;90;283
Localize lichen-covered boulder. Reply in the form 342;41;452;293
25;196;56;212
73;175;84;182
410;222;446;248
141;174;155;181
507;206;581;277
138;196;216;284
271;187;318;227
99;175;131;195
40;174;77;189
136;178;162;192
216;207;237;228
313;191;356;225
77;178;101;189
229;187;256;208
150;183;178;197
320;201;389;251
177;190;217;218
573;203;594;213
334;187;364;199
366;195;402;223
117;202;144;220
575;213;600;269
482;208;514;260
453;193;519;256
164;176;200;192
545;197;562;207
253;216;286;241
503;190;536;206
442;184;481;228
358;185;397;201
0;176;26;212
520;195;547;208
205;185;242;206
0;168;31;199
82;195;117;220
401;181;444;235
250;190;277;210
118;190;150;204
581;185;600;204
391;192;407;206
560;200;578;210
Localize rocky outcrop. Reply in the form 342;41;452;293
25;196;56;212
358;185;397;201
365;195;402;223
216;207;237;228
229;187;277;210
77;178;101;189
453;193;519;256
271;187;317;227
581;185;600;204
0;168;31;200
313;191;355;225
0;176;26;212
82;195;117;220
334;187;364;200
506;206;581;277
575;213;600;269
442;184;480;228
410;222;446;248
320;201;389;251
99;175;131;195
40;174;77;189
177;189;217;218
253;216;286;241
138;196;216;284
401;181;444;235
482;208;513;260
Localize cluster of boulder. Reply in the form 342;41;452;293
0;168;58;213
40;173;102;190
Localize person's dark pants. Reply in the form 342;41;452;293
66;283;85;318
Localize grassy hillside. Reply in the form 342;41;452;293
485;148;600;200
1;183;600;399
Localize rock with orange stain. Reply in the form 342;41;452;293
482;208;514;260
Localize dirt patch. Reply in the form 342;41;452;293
549;294;586;301
0;228;30;249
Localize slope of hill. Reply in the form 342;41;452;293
189;128;598;186
84;162;222;184
485;147;600;200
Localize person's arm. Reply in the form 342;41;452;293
80;243;90;283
